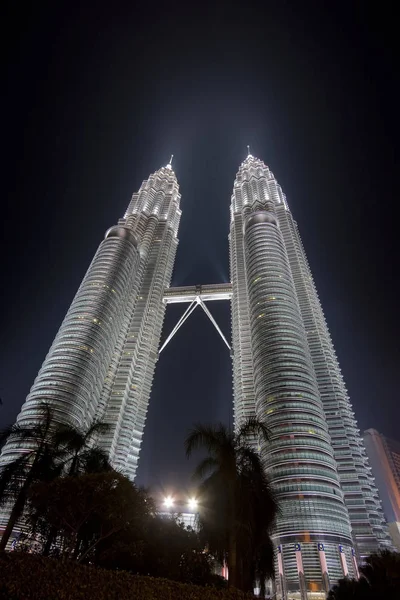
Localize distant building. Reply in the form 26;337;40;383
388;522;400;552
363;429;400;550
158;497;198;530
159;511;198;530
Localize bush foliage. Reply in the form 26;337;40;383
0;553;253;600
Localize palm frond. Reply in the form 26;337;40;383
236;417;270;447
53;421;109;452
35;446;65;481
1;424;40;446
84;421;110;439
185;423;229;458
35;403;54;437
80;447;112;474
237;445;265;475
192;456;218;480
1;403;54;447
0;454;31;505
53;426;85;451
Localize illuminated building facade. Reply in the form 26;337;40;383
0;153;392;596
0;160;181;483
229;153;391;598
158;495;199;530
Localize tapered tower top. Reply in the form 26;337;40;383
238;151;267;174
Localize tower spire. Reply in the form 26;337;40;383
166;154;174;169
247;145;251;157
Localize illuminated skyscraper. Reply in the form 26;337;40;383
229;152;391;598
0;160;181;482
0;152;392;596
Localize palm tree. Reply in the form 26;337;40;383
327;577;372;600
327;550;400;599
361;549;400;599
0;404;63;550
41;420;111;556
54;421;111;477
185;417;278;593
0;405;111;553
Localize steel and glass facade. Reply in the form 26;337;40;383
0;163;181;482
229;154;391;598
97;164;181;479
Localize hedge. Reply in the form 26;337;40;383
0;553;254;600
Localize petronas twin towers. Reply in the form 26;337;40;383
1;154;392;597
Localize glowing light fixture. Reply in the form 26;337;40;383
188;497;198;511
163;495;174;508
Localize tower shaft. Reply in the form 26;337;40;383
94;166;181;479
276;205;390;558
229;154;391;597
0;226;139;467
0;164;181;486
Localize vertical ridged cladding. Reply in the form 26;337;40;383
229;159;284;428
97;166;181;480
243;212;353;546
0;229;139;465
229;211;256;427
276;205;392;556
230;156;356;594
0;164;181;490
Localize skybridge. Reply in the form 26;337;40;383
160;283;232;353
163;283;232;304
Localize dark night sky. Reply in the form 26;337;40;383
1;1;399;492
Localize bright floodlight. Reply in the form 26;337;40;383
188;497;198;511
164;496;174;508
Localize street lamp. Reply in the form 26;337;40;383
188;497;198;511
163;495;174;509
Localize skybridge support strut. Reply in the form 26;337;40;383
159;295;231;354
198;298;231;351
158;300;198;354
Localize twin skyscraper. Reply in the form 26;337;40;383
0;154;391;597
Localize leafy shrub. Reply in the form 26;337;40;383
0;553;253;600
27;472;219;586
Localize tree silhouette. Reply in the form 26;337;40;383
40;420;111;555
185;417;277;593
328;550;400;600
0;404;63;550
29;471;143;561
